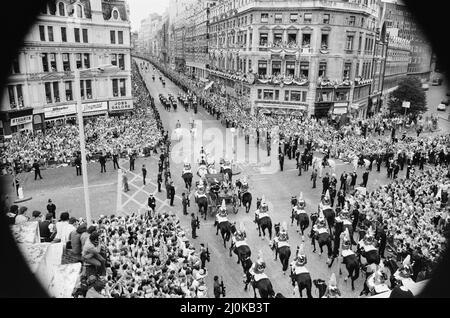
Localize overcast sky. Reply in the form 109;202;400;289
127;0;169;31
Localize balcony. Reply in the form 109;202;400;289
256;74;309;87
317;77;352;88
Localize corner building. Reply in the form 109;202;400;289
207;0;380;118
0;0;132;137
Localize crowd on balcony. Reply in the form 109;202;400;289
1;61;164;173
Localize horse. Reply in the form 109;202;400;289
215;219;232;248
229;227;252;272
357;242;381;268
241;191;252;213
255;214;273;240
195;195;208;220
182;171;193;191
313;230;333;259
292;209;310;239
291;270;313;298
270;240;291;273
242;261;275;299
322;207;336;235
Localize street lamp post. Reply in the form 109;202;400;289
74;65;118;225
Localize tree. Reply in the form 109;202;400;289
387;76;427;116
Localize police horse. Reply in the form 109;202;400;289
332;227;360;291
270;222;291;273
244;252;275;298
291;193;309;240
254;198;273;240
290;245;313;298
311;215;333;264
181;162;193;191
215;200;232;248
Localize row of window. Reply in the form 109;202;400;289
39;52;126;73
256;88;308;102
38;25;125;45
41;1;86;19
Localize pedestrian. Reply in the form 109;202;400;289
322;172;330;194
350;171;357;191
99;153;106;173
337;189;345;209
75;154;82;176
377;225;387;259
182;193;189;215
329;185;336;207
113;151;120;170
279;151;284;171
147;193;156;215
191;213;198;239
157;171;162;192
297;157;302;176
406;164;412;179
142;164;147;185
361;170;369;188
199;243;209;269
129;151;135;171
311;169;318;189
33;159;42;180
47;199;56;219
122;172;129;192
169;182;176;206
213;276;221;298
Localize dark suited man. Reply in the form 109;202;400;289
361;170;369;187
142;164;147;185
129;152;136;171
99;154;106;173
169;182;176;206
278;150;285;171
112;151;119;170
157;172;163;192
214;276;221;298
33;160;42;180
148;194;156;215
191;213;198;239
376;225;387;259
75;155;82;176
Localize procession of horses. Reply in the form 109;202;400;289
178;146;417;298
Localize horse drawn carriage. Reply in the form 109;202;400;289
205;173;238;215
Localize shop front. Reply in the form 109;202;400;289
256;102;308;118
82;101;108;119
108;99;134;116
44;104;77;129
350;101;368;119
10;114;33;134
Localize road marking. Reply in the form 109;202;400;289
71;182;116;190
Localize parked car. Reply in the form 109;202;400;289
432;78;443;86
437;103;446;111
442;98;450;106
422;83;429;91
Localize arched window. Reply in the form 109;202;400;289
58;2;65;16
113;9;119;20
76;4;83;18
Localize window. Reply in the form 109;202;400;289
45;83;51;103
302;33;311;47
48;26;54;42
263;89;274;100
275;90;279;100
83;53;90;68
76;4;83;18
76;53;82;69
274;33;283;45
318;62;327;77
290;13;298;23
80;80;92;100
53;82;60;103
272;61;281;75
287;33;297;44
286;61;295;76
361;17;365;27
118;54;125;70
58;2;65;16
274;13;282;24
62;53;71;71
11;58;20;74
82;29;88;43
349;16;355;26
259;33;268;46
110;30;116;44
323;14;330;24
61;27;67;42
111;54;117;66
258;60;267;76
261;13;268;23
65;81;73;101
285;90;290;101
345;35;354;51
300;62;309;79
42;53;49;72
118;31;123;44
335;90;349;101
119;79;126;96
113;10;119;20
258;89;262;99
304;13;312;23
39;25;46;41
321;34;329;49
8;85;24;108
343;62;352;79
74;28;80;43
358;35;362;52
49;53;57;72
290;91;305;102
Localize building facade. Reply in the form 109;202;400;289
206;0;381;118
0;0;133;136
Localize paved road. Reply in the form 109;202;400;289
5;60;447;298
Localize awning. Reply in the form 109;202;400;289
82;110;107;117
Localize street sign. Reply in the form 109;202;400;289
402;101;410;108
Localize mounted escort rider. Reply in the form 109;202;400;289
290;244;313;298
215;200;232;247
292;192;309;241
318;190;335;235
181;160;193;190
357;225;380;267
230;223;252;270
339;228;360;291
312;210;333;264
246;251;275;298
254;196;273;239
270;222;291;273
194;180;209;219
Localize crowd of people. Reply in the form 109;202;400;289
1;61;164;174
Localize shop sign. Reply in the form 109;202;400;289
109;99;134;111
11;115;32;126
44;104;76;118
82;101;108;113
